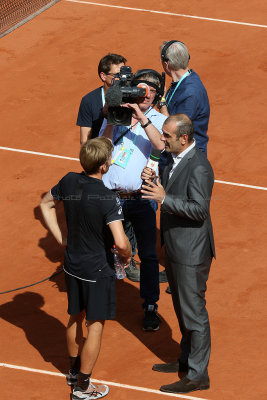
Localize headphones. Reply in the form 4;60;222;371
161;40;190;62
132;69;165;104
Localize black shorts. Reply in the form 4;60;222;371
64;272;116;321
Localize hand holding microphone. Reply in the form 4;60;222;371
141;177;166;203
141;149;165;202
141;166;156;183
141;148;161;185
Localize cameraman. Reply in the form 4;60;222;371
101;70;167;331
77;53;140;283
77;53;126;145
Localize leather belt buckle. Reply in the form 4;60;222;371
117;190;141;199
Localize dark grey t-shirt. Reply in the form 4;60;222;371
51;172;123;281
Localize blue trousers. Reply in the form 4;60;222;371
120;198;159;307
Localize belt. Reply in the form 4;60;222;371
112;189;141;199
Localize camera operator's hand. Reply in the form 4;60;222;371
121;103;165;151
122;103;144;122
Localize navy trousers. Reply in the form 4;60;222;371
120;197;159;307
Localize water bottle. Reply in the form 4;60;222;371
113;245;126;279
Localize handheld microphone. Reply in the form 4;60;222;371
146;149;161;172
142;149;161;186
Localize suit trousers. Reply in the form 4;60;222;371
165;254;211;381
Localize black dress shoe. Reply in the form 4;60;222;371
152;361;188;373
160;377;210;394
166;285;171;294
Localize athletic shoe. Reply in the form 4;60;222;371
72;383;109;399
143;305;160;331
125;258;140;282
66;369;78;386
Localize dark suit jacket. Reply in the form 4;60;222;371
161;146;215;265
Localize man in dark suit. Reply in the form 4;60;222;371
141;113;215;394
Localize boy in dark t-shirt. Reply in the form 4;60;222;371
40;137;131;400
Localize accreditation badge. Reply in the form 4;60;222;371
113;148;133;169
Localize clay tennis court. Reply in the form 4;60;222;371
1;1;267;399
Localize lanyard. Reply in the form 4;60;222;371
101;87;105;107
111;125;139;166
165;71;190;106
119;124;138;152
113;106;152;146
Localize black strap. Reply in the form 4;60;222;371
113;106;153;145
113;126;132;146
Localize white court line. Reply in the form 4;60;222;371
215;179;267;191
0;146;79;161
0;363;209;400
64;0;267;29
1;145;267;191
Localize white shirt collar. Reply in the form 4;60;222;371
171;140;195;162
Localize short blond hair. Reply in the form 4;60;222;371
79;137;113;175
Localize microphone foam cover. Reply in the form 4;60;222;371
105;86;123;107
150;148;161;159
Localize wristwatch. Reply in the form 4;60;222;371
141;118;152;129
158;101;167;109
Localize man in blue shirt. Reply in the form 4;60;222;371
102;70;167;331
158;40;210;155
77;53;126;145
158;40;210;286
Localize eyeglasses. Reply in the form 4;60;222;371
105;72;117;78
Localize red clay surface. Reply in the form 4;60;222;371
1;1;267;399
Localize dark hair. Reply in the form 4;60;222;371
165;114;194;142
80;137;113;175
98;53;127;76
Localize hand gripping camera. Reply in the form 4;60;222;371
105;66;165;126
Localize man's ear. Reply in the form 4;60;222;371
100;72;106;83
162;61;170;73
180;134;188;144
